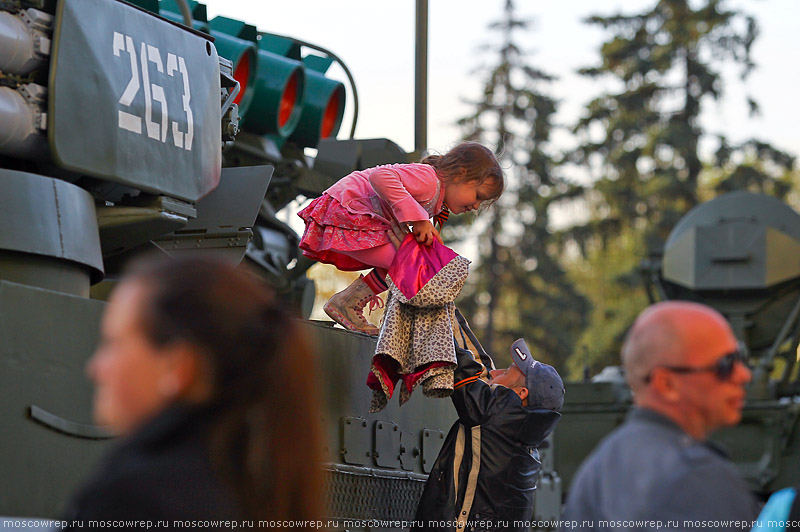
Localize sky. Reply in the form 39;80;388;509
203;0;798;161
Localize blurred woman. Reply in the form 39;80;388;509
63;255;325;530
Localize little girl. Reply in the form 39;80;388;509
298;141;504;335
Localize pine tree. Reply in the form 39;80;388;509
451;0;588;368
563;0;797;373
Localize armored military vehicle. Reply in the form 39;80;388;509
0;0;462;525
554;191;800;512
6;0;795;528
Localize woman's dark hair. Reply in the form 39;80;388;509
421;142;505;203
123;255;324;529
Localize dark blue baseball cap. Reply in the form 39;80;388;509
510;338;565;411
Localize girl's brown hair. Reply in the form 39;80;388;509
421;142;505;202
125;255;325;531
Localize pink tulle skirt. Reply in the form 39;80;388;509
297;194;391;271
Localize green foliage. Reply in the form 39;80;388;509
568;0;762;244
565;228;649;378
452;0;589;370
449;0;799;378
710;137;796;197
561;0;797;377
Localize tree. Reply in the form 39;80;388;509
450;0;588;369
563;0;797;372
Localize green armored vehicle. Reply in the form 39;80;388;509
555;191;800;509
0;0;459;525
4;0;797;527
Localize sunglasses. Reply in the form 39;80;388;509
644;347;747;383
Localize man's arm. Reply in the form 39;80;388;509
455;308;494;371
450;342;495;426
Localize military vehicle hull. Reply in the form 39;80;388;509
0;0;460;525
0;310;456;521
554;192;800;505
555;382;800;499
9;0;797;527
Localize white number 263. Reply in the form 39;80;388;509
112;31;194;151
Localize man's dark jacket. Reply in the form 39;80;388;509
414;343;561;532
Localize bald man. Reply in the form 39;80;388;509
561;301;760;531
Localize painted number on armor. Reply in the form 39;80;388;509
112;32;194;151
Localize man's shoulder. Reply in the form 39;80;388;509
568;411;696;485
573;410;744;477
656;457;759;521
564;415;758;526
589;412;678;453
663;443;746;486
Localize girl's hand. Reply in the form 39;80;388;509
410;220;442;246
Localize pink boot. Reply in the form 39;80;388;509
323;275;383;336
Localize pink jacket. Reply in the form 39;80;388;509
324;163;445;225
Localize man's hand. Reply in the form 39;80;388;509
387;228;403;249
387;219;408;250
410;220;442;246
